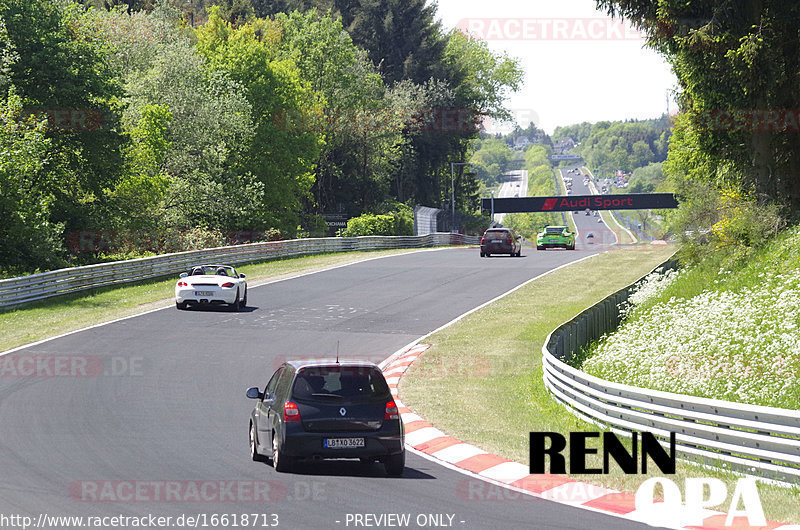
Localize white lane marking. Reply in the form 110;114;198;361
539;482;617;505
1;248;449;357
432;444;487;464
478;461;531;484
407;444;678;528
378;253;601;373
400;412;424;423
405;427;447;447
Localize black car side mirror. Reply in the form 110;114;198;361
246;387;263;399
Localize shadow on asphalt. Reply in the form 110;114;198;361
181;305;258;313
255;459;436;479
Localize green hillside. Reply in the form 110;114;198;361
582;225;800;409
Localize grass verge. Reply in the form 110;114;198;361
399;244;800;524
0;248;423;353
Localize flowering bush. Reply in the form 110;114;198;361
582;228;800;409
619;266;684;318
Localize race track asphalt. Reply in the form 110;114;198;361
0;248;661;530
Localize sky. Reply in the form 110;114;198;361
433;0;679;134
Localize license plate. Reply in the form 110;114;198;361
324;438;365;449
194;291;214;296
491;239;503;243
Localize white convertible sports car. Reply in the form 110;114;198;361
175;264;247;311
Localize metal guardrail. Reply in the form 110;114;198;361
0;233;479;309
542;261;800;484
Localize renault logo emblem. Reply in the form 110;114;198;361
339;407;347;416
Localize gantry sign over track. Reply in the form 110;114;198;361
481;193;679;214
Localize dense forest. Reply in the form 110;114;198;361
0;0;522;273
553;117;671;174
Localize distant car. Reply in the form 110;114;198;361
597;218;603;223
175;264;247;310
247;360;404;475
585;209;591;215
480;228;522;257
537;226;576;250
594;211;599;217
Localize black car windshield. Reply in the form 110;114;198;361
291;366;391;404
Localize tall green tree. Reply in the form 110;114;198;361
597;0;800;213
334;0;448;86
0;91;61;271
1;0;126;256
272;10;392;220
195;7;323;235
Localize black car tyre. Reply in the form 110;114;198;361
384;450;405;476
176;301;188;310
272;435;293;472
480;252;485;257
537;246;545;251
250;423;264;462
230;289;241;312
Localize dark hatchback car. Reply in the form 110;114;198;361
247;360;405;475
480;228;522;257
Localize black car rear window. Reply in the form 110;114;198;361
291;366;391;404
484;230;510;239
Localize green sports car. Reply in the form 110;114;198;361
536;226;576;250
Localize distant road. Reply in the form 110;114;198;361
556;165;618;249
493;169;528;224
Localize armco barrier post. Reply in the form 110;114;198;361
554;332;563;359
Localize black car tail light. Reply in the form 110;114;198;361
385;401;399;420
284;401;301;422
